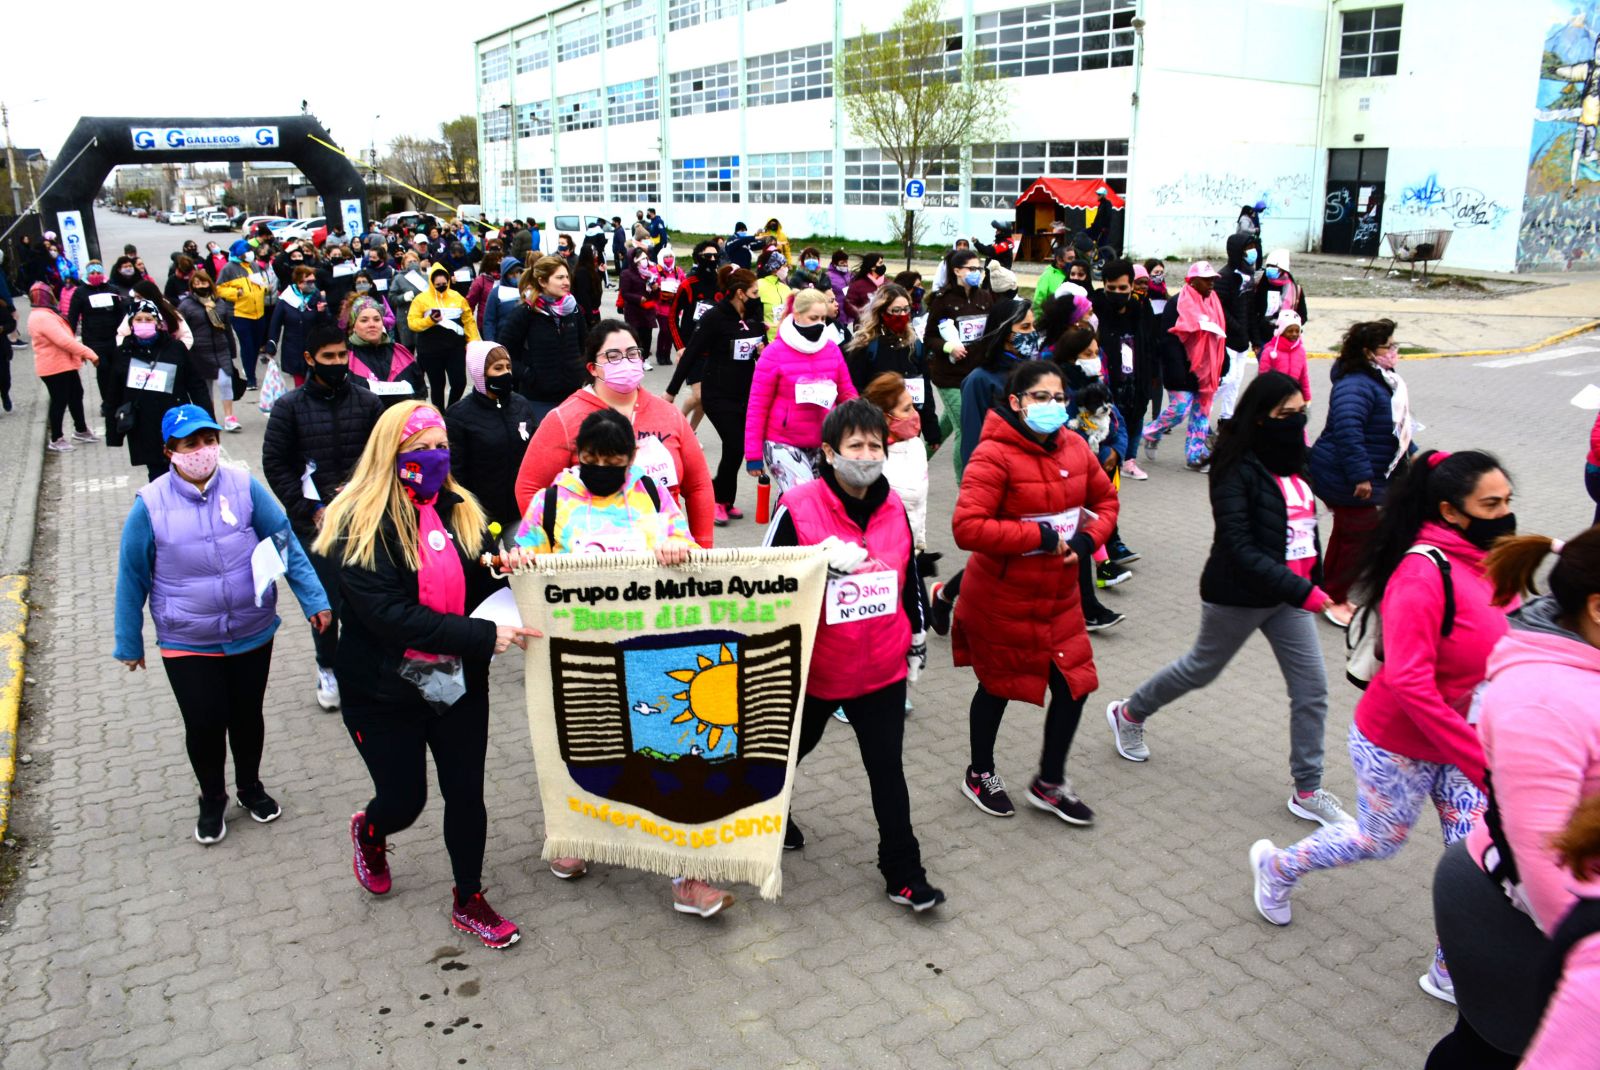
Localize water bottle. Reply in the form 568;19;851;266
755;474;772;524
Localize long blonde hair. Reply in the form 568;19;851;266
312;400;487;572
846;283;915;352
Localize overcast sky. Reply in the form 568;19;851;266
4;3;504;163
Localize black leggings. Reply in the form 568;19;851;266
344;692;490;896
162;641;275;799
701;394;748;506
419;346;467;409
42;369;88;439
89;341;117;416
654;319;674;364
308;549;341;669
969;664;1085;784
1425;1014;1520;1070
795;679;923;887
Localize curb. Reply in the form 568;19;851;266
1306;319;1600;361
0;576;29;842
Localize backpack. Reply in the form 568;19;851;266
542;474;661;545
1345;545;1455;690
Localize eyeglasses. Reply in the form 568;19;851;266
1022;390;1068;404
597;347;644;364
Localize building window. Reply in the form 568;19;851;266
843;22;963;92
843;148;958;207
667;0;738;31
516;32;550;74
557;14;601;61
607;0;656;47
1339;6;1401;78
668;62;737;117
482;109;511;143
746;151;833;204
518;168;553;203
746;44;832;108
557;89;602;133
517;101;552;138
560;164;606;202
672;156;740;203
480;45;509;84
973;0;1138;79
746;0;786;9
607;77;660;126
969;139;1129;210
610;160;661;203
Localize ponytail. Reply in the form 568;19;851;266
1484;535;1561;607
1554;794;1600;880
1485;524;1600;614
717;265;754;296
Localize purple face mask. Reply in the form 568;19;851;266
397;448;451;501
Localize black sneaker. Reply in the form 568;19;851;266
1026;777;1095;826
784;816;804;851
236;785;282;824
1084;606;1125;632
887;878;947;913
1095;561;1132;589
927;582;953;637
1107;539;1140;565
195;795;228;845
962;766;1015;817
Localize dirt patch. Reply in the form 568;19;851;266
1291;259;1544;301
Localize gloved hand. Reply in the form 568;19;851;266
817;535;869;576
907;631;927;685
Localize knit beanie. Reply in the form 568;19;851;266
464;340;499;395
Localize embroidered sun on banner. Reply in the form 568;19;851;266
507;548;827;898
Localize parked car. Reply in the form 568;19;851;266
275;216;326;241
174;211;194;224
380;211;447;234
133;208;149;218
202;212;231;233
239;215;287;234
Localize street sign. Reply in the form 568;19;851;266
903;197;925;211
904;178;925;199
340;198;364;239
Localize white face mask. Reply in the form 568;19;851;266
1078;356;1103;378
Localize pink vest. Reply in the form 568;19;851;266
781;480;912;701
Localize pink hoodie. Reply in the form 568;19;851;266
1522;933;1600;1069
1465;596;1600;933
743;317;857;461
1258;333;1311;403
1352;521;1513;790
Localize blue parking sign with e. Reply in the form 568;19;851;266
905;179;925;199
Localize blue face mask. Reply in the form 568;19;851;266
963;269;983;287
1264;266;1281;281
803;258;819;271
1021;400;1068;434
1010;331;1041;360
1244;249;1258;266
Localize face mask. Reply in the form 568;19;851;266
131;321;158;341
193;286;211;296
830;454;884;488
1106;291;1132;308
1021;399;1068;435
598;358;645;394
700;255;717;269
872;265;886;277
578;462;628;497
314;362;349;388
1458;511;1516;551
243;252;254;263
803;258;819;272
1010;331;1041;360
963;269;983;288
1265;266;1282;281
356;282;373;293
434;279;448;291
882;311;910;334
87;272;106;285
299;283;317;297
485;371;515;399
1077;356;1103;378
1254;412;1308;476
793;320;827;343
1244;249;1258;266
397;448;451;501
169;443;220;482
290;255;304;264
119;268;137;278
1372;347;1399;371
889;412;921;442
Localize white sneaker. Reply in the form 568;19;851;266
1106;700;1149;762
316;668;341;711
46;437;75;453
1419;959;1456;1005
1287;789;1354;827
224;416;242;433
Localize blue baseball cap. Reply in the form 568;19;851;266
161;404;223;442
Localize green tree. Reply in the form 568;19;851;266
439;115;480;204
124;188;155;210
839;0;1009;267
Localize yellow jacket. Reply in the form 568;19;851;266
215;261;269;320
756;274;791;341
406;263;480;341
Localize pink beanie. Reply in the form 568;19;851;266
464;340;501;395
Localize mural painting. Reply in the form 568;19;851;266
1520;1;1600;268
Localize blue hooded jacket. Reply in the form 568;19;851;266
1307;361;1410;507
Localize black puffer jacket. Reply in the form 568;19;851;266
177;293;237;380
104;333;210;466
66;282;127;351
444;388;537;531
496;300;587;406
1199;452;1322;608
1154;298;1197;393
261;377;384;541
334;492;503;706
1212;233;1257;352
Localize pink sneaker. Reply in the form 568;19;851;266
724;504;744;520
451;888;520;949
350;811;391;895
672;877;734;917
713;503;730;527
1121;460;1149;481
549;856;588;880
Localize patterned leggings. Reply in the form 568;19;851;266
1271;724;1485;884
1142;390;1212;465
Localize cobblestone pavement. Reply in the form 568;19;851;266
1;225;1595;1068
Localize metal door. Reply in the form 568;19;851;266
1323;149;1387;255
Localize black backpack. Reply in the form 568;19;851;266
1345;545;1455;689
541;474;661;545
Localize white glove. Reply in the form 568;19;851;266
818;535;869;576
907;631;927;685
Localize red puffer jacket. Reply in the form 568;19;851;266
951;407;1119;705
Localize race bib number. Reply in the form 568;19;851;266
957;316;986;343
1121;341;1135;374
89;292;116;309
453;267;473;283
126;362;175;394
247;272;267;287
440;307;462;321
574;523;648;556
1280;477;1318;561
659;277;680;294
368;379;414;397
404;269;428;291
331;262;357;279
1266;291;1282;317
373;277;390;292
635;435;680;492
497;285;520;302
795;379;838;408
732;337;761;362
825;568;898;625
693;300;714;321
906;377;926;405
1021;508;1082;556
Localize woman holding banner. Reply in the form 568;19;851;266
764;397;946;913
314;400;538;951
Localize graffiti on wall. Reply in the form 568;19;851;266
1519;1;1600;268
1149;171;1312;212
1390;173;1512;229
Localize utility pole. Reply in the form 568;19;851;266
2;102;22;215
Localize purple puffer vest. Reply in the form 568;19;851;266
137;466;278;649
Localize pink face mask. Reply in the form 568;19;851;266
170;443;220;482
1372;346;1399;370
597;358;645;394
131;321;159;340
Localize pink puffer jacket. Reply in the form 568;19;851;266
743;317;857;462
